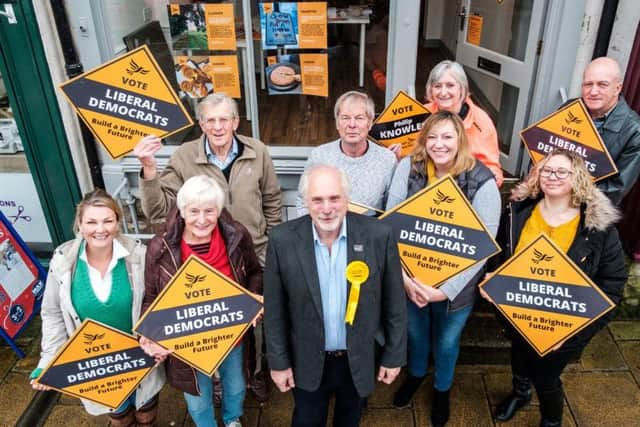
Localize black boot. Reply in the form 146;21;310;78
392;374;425;408
539;387;564;427
495;374;532;421
431;388;450;427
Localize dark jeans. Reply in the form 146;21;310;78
511;339;577;393
291;353;365;427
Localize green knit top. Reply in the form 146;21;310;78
70;246;133;333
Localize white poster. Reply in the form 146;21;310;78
0;173;52;244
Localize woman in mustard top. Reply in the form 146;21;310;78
483;149;627;427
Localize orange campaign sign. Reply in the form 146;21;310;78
348;201;383;217
204;4;237;51
59;45;193;159
35;319;156;409
479;234;616;356
134;255;263;376
520;99;617;181
369;91;431;158
379;176;500;287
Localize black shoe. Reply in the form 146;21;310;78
538;387;564;427
495;374;532;422
392;375;425;408
431;388;450;427
495;390;532;422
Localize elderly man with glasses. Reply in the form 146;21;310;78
133;93;281;403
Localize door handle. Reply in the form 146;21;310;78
459;6;467;31
0;4;17;24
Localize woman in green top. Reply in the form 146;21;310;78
30;189;164;426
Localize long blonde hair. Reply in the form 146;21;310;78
411;111;476;176
511;149;596;207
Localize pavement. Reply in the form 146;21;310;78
3;263;640;427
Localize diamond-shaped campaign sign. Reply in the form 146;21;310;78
134;255;263;376
520;99;617;182
36;319;156;409
369;91;431;158
479;234;616;356
379;175;500;287
59;45;193;159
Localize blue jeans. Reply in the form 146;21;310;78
184;344;245;426
113;392;136;414
406;300;473;391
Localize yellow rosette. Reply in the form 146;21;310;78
344;261;369;325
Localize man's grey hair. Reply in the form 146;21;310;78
425;60;469;101
334;91;375;121
176;175;225;216
196;93;239;121
299;164;352;201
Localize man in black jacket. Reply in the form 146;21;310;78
264;164;406;427
581;56;640;205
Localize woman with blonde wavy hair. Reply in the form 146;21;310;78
386;111;501;426
483;149;627;427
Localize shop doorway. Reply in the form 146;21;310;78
455;0;546;175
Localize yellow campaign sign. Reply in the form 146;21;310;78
59;45;193;159
369;91;431;159
36;319;156;409
347;201;384;217
479;234;616;356
134;255;263;376
520;99;617;181
379;175;500;287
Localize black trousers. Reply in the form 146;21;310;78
510;339;578;394
291;353;365;427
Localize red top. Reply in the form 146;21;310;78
180;225;233;280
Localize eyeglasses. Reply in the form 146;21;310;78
540;167;572;179
338;115;369;125
202;116;234;128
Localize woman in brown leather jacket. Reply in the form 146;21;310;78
139;175;262;427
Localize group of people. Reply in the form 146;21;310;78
29;55;638;427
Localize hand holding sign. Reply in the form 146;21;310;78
133;135;162;180
139;335;171;363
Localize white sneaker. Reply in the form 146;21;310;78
226;421;242;427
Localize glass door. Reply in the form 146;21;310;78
455;0;546;175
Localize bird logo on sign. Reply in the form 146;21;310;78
532;249;554;264
433;190;455;205
83;333;106;345
185;273;206;288
564;111;582;125
126;59;149;76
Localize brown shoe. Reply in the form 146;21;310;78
248;370;270;403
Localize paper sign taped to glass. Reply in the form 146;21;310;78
134;255;263;375
379;175;500;287
478;234;616;356
36;319;156;409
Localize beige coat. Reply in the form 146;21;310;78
140;134;282;263
37;235;165;415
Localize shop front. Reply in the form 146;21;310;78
1;0;636;240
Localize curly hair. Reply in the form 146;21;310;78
411;111;476;176
510;149;597;207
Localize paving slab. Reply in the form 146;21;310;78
360;408;413;426
563;371;640;427
0;372;37;425
579;328;626;370
414;374;493;427
257;388;294;427
608;321;640;341
618;341;640;384
0;346;19;379
43;405;107;426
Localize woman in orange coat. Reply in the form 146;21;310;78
424;60;503;187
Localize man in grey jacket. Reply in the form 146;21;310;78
580;57;640;205
265;164;406;427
